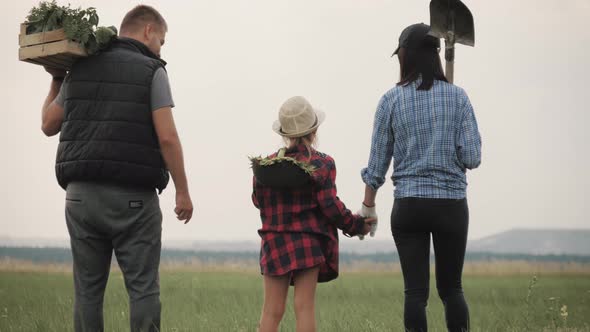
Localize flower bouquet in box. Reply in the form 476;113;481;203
250;148;317;190
18;1;117;70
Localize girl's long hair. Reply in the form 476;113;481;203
283;131;317;161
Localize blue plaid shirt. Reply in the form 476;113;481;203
361;79;481;199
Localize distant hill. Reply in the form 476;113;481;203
467;229;590;255
2;246;590;265
0;237;397;254
0;236;69;248
2;229;589;256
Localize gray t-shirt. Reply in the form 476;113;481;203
55;67;174;111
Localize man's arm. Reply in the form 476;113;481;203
41;68;66;136
152;107;193;223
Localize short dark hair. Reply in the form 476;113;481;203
397;36;447;90
120;5;167;34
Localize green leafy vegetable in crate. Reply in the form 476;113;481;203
25;1;117;54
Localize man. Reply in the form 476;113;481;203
41;5;193;332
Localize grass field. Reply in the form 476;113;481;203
0;267;589;332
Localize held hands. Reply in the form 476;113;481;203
358;203;378;240
174;191;194;224
361;217;377;237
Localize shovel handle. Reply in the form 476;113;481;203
445;39;455;84
445;60;454;84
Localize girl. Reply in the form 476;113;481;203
252;96;374;332
361;23;482;332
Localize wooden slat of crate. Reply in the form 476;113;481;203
18;23;67;47
32;54;71;68
19;39;87;70
24;57;69;69
19;39;86;59
52;53;77;64
21;56;78;71
18;23;87;70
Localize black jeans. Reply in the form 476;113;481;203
391;198;470;332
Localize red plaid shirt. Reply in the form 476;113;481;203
252;144;365;238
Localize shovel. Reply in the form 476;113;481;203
428;0;475;83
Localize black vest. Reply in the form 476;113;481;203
56;38;170;192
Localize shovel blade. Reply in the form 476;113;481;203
429;0;475;46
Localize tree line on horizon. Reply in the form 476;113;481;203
1;247;590;265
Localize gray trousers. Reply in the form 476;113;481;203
65;182;162;332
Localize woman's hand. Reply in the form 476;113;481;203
358;204;378;240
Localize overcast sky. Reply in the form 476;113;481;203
1;0;588;245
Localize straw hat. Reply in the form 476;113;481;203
272;96;325;138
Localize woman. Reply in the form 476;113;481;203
252;96;374;332
361;23;482;332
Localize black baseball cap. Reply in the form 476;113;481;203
392;23;440;56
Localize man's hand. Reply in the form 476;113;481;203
174;191;193;224
44;66;67;79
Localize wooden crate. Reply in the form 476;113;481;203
18;23;87;70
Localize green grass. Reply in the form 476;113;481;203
0;270;589;331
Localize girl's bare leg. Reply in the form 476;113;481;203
259;274;290;332
293;267;320;332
